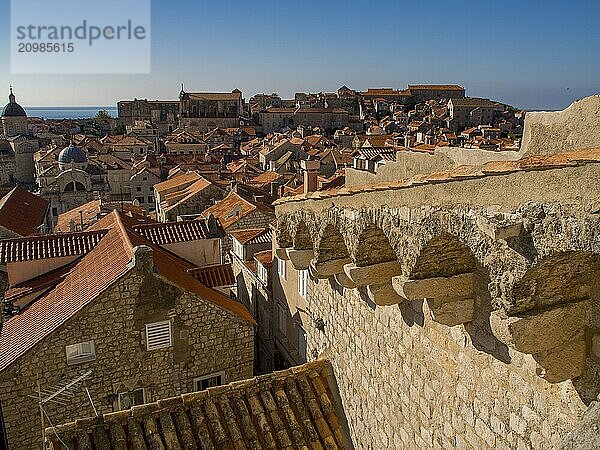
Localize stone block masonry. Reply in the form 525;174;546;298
305;280;585;449
0;267;254;450
274;145;600;449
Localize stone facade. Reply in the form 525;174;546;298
274;149;600;449
303;278;585;449
231;254;275;374
0;254;254;450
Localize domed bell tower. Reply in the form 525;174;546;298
2;87;37;184
2;87;28;137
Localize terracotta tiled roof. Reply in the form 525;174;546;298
250;171;283;185
274;148;600;205
154;171;203;194
0;211;254;373
187;263;235;288
54;200;151;233
47;360;351;450
0;187;49;236
254;249;273;267
133;220;219;245
230;228;272;245
203;191;274;229
0;214;133;373
4;261;76;306
0;230;107;263
158;174;215;213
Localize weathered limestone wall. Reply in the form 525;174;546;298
520;95;600;157
305;279;586;449
346;148;519;187
274;156;600;449
0;262;254;450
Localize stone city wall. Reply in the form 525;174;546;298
274;154;600;449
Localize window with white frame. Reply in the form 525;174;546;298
194;371;224;391
277;257;286;280
298;269;308;299
258;263;268;284
65;341;96;365
277;303;287;335
145;321;172;350
232;238;244;259
118;388;146;410
298;326;307;360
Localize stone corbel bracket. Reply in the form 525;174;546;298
275;247;290;261
393;272;476;327
343;261;405;306
490;301;590;383
286;248;314;270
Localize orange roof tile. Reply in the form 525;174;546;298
46;360;351;450
254;249;273;266
0;210;254;373
203;192;273;229
0;187;49;236
187;263;235;288
249;171;283;185
0;230;107;263
133;220;218;245
154;171;203;194
229;228;271;245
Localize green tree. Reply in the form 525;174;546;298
95;110;112;120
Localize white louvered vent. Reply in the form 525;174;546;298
146;321;172;351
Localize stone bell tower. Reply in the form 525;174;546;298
1;87;37;184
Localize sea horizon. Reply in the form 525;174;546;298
24;106;118;120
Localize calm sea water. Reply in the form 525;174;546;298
24;106;118;120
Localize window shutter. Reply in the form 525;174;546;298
146;321;172;350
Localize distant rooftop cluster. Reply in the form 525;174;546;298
0;83;599;449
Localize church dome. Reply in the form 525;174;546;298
2;88;27;118
58;143;87;165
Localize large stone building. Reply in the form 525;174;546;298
408;84;466;102
448;97;504;130
258;107;349;134
179;89;244;133
35;143;111;220
1;88;38;184
272;97;600;449
0;211;254;449
117;99;179;135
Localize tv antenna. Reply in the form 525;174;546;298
29;370;96;449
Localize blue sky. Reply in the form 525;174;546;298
0;0;598;110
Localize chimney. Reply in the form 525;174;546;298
301;159;320;194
